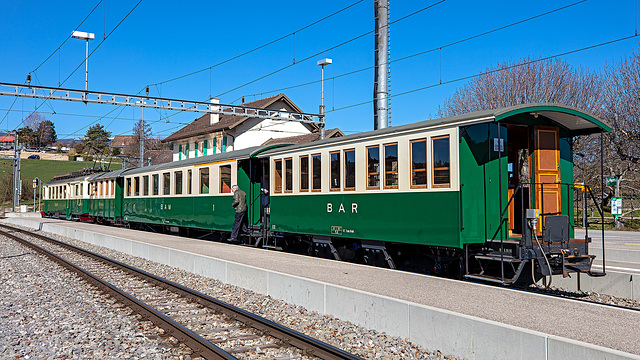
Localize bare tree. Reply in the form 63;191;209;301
24;112;45;132
437;56;603;118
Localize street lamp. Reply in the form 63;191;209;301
72;30;95;91
317;58;332;140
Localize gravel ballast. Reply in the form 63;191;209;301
1;227;460;359
0;234;194;359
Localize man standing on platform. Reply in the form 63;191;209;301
229;185;249;241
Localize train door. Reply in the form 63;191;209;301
506;125;530;236
533;126;561;235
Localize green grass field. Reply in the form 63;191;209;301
0;158;122;184
0;158;123;206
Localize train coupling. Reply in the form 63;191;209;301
561;248;595;277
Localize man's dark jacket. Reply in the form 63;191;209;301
232;189;247;213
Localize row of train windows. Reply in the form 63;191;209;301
273;136;450;193
88;181;115;197
48;185;67;199
125;165;232;197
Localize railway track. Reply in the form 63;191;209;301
0;224;363;360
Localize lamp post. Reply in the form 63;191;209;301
72;31;95;91
317;58;332;140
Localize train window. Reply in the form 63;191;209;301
134;178;140;196
432;136;450;187
411;139;427;188
200;168;210;194
151;174;160;195
344;149;355;191
187;170;193;195
384;143;398;189
312;154;321;191
274;159;282;193
299;156;309;192
126;178;132;197
330;151;341;191
367;146;380;189
220;165;231;193
284;158;293;193
101;181;105;196
163;172;171;195
175;171;183;195
143;175;149;196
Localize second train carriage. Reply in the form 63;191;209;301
42;103;610;285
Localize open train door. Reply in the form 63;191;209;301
533;126;561;235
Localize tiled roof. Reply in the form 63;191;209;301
0;135;15;142
147;150;173;166
110;135;137;148
162;93;310;143
262;128;343;145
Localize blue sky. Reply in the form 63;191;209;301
0;0;638;140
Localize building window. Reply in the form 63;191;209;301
367;146;380;189
284;158;293;193
411;139;427;188
152;174;159;195
200;167;209;194
220;165;231;193
222;136;227;153
274;159;282;193
194;142;199;158
203;140;208;156
432;135;450;187
126;178;132;196
163;172;171;195
178;144;182;161
312;154;321;191
212;138;217;154
187;169;192;194
330;151;341;191
300;156;309;192
384;143;398;189
186;144;190;159
344;149;355;191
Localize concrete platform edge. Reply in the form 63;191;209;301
4;217;639;360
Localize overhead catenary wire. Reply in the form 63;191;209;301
31;0;103;74
326;34;639;114
215;0;447;98
146;0;365;88
8;0;144;134
237;0;587;101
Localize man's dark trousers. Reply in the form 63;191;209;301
230;211;249;239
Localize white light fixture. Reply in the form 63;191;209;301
72;30;95;91
317;58;332;140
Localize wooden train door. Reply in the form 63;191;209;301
534;126;561;235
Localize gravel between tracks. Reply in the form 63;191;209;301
2;227;461;360
0;235;194;359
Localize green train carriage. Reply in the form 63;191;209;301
260;104;610;284
42;103;609;285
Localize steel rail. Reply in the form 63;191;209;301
0;224;363;360
0;227;236;360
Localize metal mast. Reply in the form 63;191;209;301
374;0;390;130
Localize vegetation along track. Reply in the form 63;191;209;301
0;224;363;360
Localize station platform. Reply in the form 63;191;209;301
3;216;639;360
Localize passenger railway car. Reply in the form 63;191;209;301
42;104;609;285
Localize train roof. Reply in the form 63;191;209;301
258;103;610;156
122;143;291;175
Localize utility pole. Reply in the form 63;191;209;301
140;106;144;167
374;0;390;130
12;135;21;212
